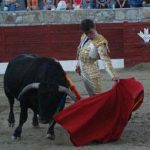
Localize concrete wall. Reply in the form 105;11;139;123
0;8;150;26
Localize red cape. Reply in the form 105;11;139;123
54;78;144;146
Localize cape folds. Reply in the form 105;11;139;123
54;78;144;146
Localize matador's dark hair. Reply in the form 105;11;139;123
80;19;95;33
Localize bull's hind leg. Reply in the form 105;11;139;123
32;111;39;127
5;91;15;127
46;120;56;140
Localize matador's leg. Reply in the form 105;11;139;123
82;75;102;96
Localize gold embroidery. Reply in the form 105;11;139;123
93;34;108;48
77;34;117;94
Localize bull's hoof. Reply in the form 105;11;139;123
13;127;22;141
9;123;15;128
32;122;39;128
8;113;15;127
11;135;21;141
46;134;55;140
33;125;40;129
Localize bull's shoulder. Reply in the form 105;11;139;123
34;57;65;74
9;54;38;63
35;57;59;65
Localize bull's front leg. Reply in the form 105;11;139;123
32;111;39;127
12;105;28;140
46;120;56;140
8;97;15;127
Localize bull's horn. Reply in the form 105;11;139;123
18;83;40;99
58;85;76;101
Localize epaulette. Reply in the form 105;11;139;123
93;34;108;48
81;33;86;41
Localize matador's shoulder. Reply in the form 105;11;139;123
80;34;86;41
93;34;108;48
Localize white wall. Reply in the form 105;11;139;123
0;59;124;74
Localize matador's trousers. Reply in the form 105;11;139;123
80;62;102;96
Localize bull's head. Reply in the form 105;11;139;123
18;82;75;124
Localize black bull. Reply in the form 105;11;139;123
4;54;75;140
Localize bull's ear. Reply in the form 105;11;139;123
58;85;76;101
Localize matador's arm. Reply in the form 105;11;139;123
97;44;117;79
92;34;118;79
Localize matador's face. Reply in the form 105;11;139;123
85;28;97;40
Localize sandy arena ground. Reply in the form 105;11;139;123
0;63;150;150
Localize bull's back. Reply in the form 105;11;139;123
4;54;38;96
4;54;68;98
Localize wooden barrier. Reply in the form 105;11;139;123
0;22;150;67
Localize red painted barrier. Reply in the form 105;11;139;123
0;22;150;67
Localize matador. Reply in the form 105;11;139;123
76;33;117;96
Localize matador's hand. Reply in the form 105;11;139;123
112;77;120;83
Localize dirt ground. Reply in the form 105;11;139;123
0;63;150;150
